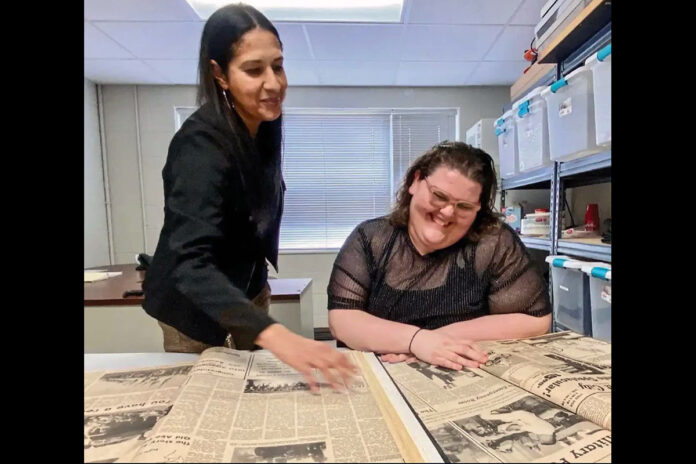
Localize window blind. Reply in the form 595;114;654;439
391;110;458;194
280;112;392;250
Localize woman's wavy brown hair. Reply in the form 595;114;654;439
388;141;502;242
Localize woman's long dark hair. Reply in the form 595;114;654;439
388;141;502;242
197;3;283;154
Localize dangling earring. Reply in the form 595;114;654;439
221;88;235;111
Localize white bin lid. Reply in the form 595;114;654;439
545;255;605;270
512;86;543;110
545;255;579;269
540;64;592;97
523;86;544;102
563;63;592;82
585;43;612;67
581;262;611;281
495;110;514;136
497;109;513;121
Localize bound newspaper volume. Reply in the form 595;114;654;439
84;331;611;462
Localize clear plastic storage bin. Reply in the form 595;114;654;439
513;86;551;172
495;109;518;179
581;262;611;343
585;43;612;147
545;255;595;336
541;65;600;161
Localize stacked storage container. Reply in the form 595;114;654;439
495;110;518;178
581;262;611;342
545;255;595;336
541;64;600;161
585;43;612;146
513;86;551;172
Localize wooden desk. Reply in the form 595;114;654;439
84;264;310;305
84;264;314;353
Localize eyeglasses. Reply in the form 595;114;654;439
423;177;481;216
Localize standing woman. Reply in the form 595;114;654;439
143;3;354;391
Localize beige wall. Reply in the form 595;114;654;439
100;84;510;328
84;79;110;267
284;86;510;142
568;183;611;234
101;86;145;264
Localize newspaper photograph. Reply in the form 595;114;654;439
477;332;611;429
84;363;194;463
116;347;419;463
382;352;611;462
519;332;611;367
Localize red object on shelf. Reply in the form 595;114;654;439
584;204;600;232
524;47;538;62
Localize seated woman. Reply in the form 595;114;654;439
327;141;551;370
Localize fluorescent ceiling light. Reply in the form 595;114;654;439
186;1;404;23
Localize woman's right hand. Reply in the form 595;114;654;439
409;329;488;370
256;323;358;393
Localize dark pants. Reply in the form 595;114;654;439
158;283;271;353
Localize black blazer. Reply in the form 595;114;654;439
143;102;284;347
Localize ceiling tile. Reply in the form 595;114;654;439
509;0;547;25
484;26;535;61
305;24;404;60
274;23;313;60
407;0;523;24
283;60;320;86
396;61;479;86
93;21;204;59
84;60;170;84
83;2;541;86
466;61;528;86
315;60;399;86
84;0;200;21
142;60;198;84
401;25;502;61
85;22;135;59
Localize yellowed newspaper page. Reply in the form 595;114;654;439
382;358;611;463
478;332;611;430
83;363;194;463
118;347;437;463
357;351;444;463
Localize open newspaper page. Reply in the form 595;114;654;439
117;347;439;463
477;331;611;430
382;357;611;463
84;363;195;463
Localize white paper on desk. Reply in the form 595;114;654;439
84;271;122;283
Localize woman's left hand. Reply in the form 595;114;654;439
378;353;418;363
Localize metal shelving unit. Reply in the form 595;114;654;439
520;236;551;252
500;29;612;263
500;166;553;252
555;150;611;261
500;165;553;191
501;152;611;261
559;150;611;185
500;15;611;334
556;238;610;261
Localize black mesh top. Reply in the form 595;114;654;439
327;217;551;329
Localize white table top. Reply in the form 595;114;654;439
84;353;200;372
84;341;336;372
